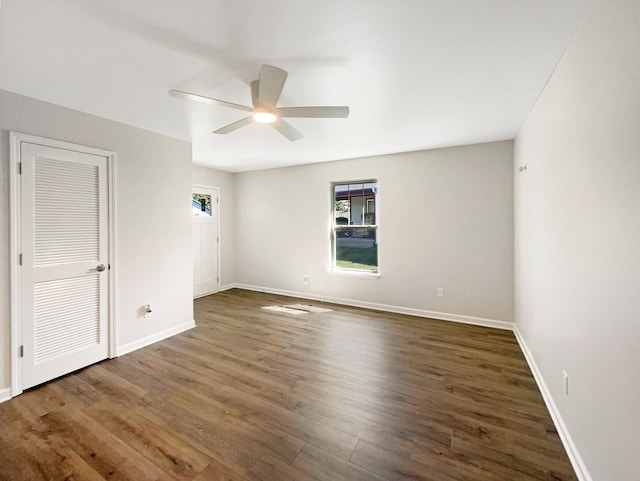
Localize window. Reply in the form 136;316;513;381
192;193;211;216
331;181;378;273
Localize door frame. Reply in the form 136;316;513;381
9;132;117;397
192;184;221;298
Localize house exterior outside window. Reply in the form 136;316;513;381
331;181;378;273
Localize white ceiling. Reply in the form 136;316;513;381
0;0;592;172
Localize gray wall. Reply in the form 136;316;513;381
514;0;640;478
0;89;193;392
234;141;514;324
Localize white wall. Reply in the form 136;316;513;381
192;165;236;286
0;89;193;391
235;141;514;324
514;0;640;479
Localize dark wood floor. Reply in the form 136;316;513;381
0;289;577;481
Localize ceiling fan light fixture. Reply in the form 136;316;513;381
170;64;349;141
253;110;277;124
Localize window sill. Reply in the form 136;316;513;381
328;269;381;279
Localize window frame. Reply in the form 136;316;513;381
330;180;379;276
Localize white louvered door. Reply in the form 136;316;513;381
21;142;109;390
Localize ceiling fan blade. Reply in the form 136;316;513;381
258;65;288;107
169;89;252;112
213;116;253;134
250;80;260;108
278;106;350;118
272;119;303;142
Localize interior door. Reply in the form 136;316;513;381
192;186;219;298
20;142;110;390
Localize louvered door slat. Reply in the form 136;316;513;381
34;157;100;267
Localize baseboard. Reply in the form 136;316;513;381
116;320;196;357
513;326;592;481
194;284;239;298
194;292;215;299
0;388;12;404
233;283;514;331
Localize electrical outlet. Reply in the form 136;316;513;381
437;287;444;297
303;273;309;286
562;371;569;395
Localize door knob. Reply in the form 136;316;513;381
91;264;106;272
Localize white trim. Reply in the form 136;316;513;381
10;132;116;157
194;292;218;299
328;269;381;279
9;134;21;397
219;283;238;292
0;388;11;404
9;132;117;396
116;320;196;356
108;151;117;359
513;326;592;481
234;284;514;330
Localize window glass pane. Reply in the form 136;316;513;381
348;183;365;225
334;182;378;226
192;193;211;216
334;185;350;225
335;227;378;271
363;182;376;225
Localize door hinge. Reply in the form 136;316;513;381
19;253;22;266
217;237;219;244
18;162;22;175
19;345;24;358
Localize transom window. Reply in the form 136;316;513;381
331;181;378;273
192;193;211;216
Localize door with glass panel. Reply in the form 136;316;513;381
192;186;219;297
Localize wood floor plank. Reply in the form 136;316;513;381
39;405;165;481
83;401;211;481
350;439;466;481
191;458;245;481
140;340;361;460
0;404;81;481
246;454;323;481
293;442;387;481
166;386;306;464
135;396;260;476
0;288;577;481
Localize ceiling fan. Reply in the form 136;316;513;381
170;64;349;141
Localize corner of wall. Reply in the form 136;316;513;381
512;326;592;481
